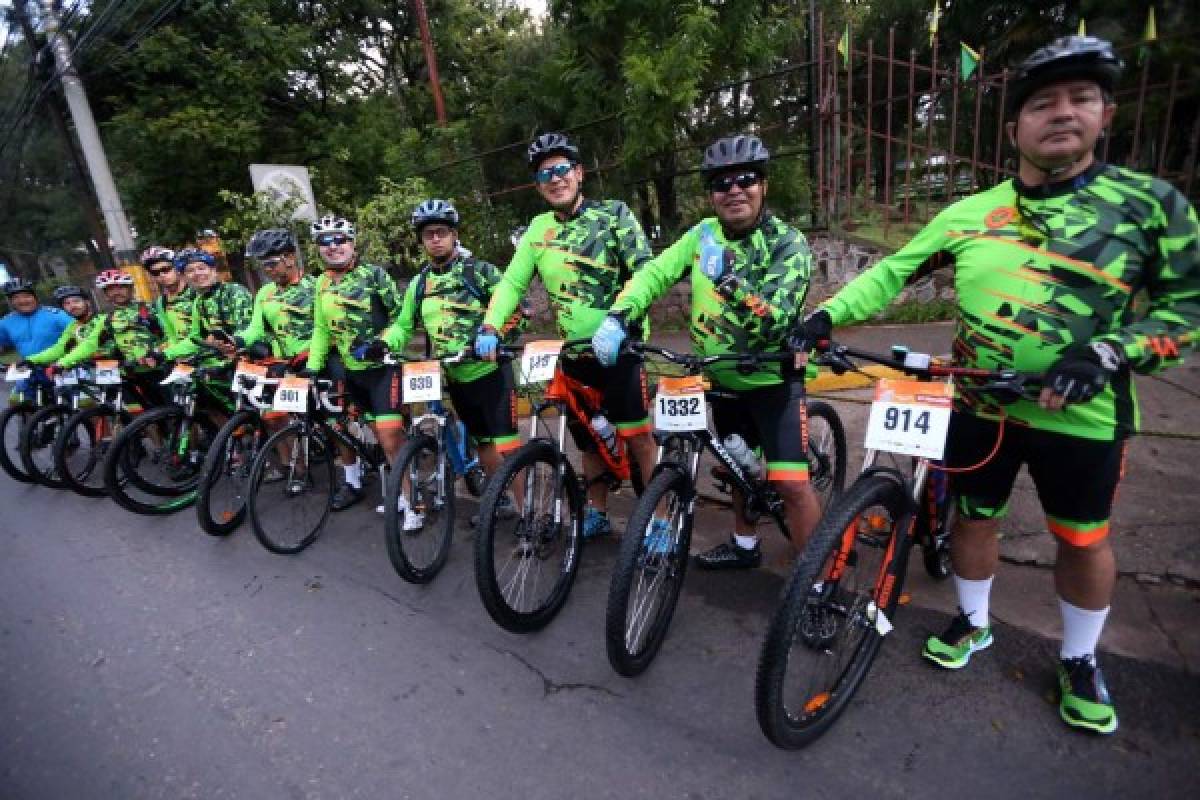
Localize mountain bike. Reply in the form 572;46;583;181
605;343;847;677
101;353;231;515
53;359;145;497
20;365;110;489
245;373;384;555
755;342;1041;749
1;363;54;483
473;339;645;633
195;355;288;536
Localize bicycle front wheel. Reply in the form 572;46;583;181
755;474;911;749
474;439;584;633
806;400;847;511
385;433;455;583
55;405;130;497
0;405;35;483
102;405;216;515
605;464;694;676
197;410;266;537
248;424;334;555
20;404;72;488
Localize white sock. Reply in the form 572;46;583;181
734;533;760;550
953;574;993;629
342;460;362;489
1059;599;1109;661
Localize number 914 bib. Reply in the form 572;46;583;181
863;379;953;459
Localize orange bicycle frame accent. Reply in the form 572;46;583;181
544;368;630;481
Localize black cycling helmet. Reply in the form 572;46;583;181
701;134;770;180
2;278;36;298
52;285;87;305
245;228;296;259
527;132;580;169
1009;35;1123;117
411;199;460;232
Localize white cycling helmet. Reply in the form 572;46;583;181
310;215;357;241
95;269;135;287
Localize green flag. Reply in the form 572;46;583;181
960;43;981;81
1139;7;1157;64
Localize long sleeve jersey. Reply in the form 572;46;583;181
27;315;109;366
306;263;403;372
0;306;71;358
821;162;1199;440
236;276;316;359
612;214;813;390
163;282;253;365
56;304;162;369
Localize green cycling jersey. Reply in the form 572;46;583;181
27;315;110;366
163;282;253;365
153;287;196;349
306;262;403;372
612;214;813;390
57;304;161;369
821;162;1200;440
383;255;505;384
483;199;653;341
236;275;316;359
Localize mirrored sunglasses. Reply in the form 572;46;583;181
709;171;763;193
535;162;576;184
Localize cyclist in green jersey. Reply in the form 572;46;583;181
795;36;1199;735
26;284;104;367
233;229;315;360
48;270;165;413
382;200;522;486
594;134;821;568
475;132;659;538
303;214;406;511
141;246;195;353
161;248;253;368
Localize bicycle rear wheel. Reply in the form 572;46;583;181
474;439;584;633
20;404;72;489
0;405;35;483
755;473;911;749
197;410;266;537
384;433;454;583
605;464;694;676
55;405;129;497
102;405;216;515
806;401;847;511
248;424;334;555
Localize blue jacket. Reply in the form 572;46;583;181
0;306;72;358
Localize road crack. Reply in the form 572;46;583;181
484;643;621;699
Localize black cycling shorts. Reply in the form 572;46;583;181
448;366;519;453
344;366;407;427
945;411;1126;547
559;351;651;451
709;380;810;482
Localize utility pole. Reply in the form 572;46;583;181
9;1;114;271
40;0;137;262
413;0;448;125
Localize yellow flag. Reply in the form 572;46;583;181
837;25;849;66
1077;19;1086;36
929;2;941;47
1143;7;1157;42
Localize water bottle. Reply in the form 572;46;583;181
723;433;762;480
591;415;620;459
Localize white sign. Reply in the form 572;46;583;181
654;376;708;432
5;364;31;382
402;361;442;403
249;164;318;223
520;340;562;385
273;377;310;413
95;359;122;386
160;364;195;385
863;379;954;459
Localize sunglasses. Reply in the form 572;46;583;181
261;256;286;269
316;233;352;247
709;171;763;193
534;162;576;184
147;266;173;276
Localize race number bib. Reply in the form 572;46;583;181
5;364;31;382
273;377;310;413
95;359;122;386
402;361;441;403
520;340;563;384
60;368;81;386
654;376;708;432
863;379;953;459
160;364;195;385
233;362;269;394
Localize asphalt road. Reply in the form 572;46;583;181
1;467;1196;799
